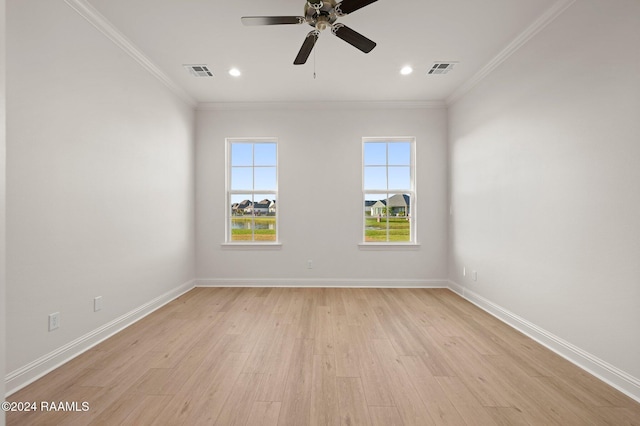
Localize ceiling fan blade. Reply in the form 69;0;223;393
241;16;305;26
335;0;378;15
294;31;320;65
332;24;376;53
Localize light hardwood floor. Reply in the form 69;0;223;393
7;287;640;425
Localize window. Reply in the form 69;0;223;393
227;139;278;243
363;138;415;243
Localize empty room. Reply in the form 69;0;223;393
1;0;640;425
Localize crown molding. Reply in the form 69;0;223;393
63;0;196;107
446;0;576;106
61;0;576;111
197;100;446;112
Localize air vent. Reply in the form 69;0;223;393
183;64;214;77
428;62;458;75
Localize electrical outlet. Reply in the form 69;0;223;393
307;260;313;269
48;312;60;331
473;271;478;281
94;296;103;312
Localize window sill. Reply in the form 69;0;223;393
221;242;282;250
358;243;421;251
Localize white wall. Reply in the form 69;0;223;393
1;0;6;420
449;0;640;395
6;0;195;386
196;105;448;284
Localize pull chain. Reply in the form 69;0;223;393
313;45;317;79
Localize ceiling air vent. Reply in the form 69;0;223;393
183;64;214;77
428;62;458;75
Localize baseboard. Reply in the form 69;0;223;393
195;278;449;288
447;280;465;297
5;280;196;396
11;279;636;403
447;280;640;403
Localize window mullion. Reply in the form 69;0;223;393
386;143;390;242
251;144;255;242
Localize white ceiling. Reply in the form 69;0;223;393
87;0;557;103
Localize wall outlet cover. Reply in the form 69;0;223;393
48;312;60;331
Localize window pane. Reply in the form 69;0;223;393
254;167;276;190
254;143;277;166
365;195;389;242
388;142;411;165
364;143;386;166
231;167;253;190
230;193;253;241
254;194;276;242
231;143;253;166
364;166;386;190
388;194;411;242
388;166;410;190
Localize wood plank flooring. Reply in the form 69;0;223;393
7;287;640;425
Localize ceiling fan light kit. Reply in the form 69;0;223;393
241;0;379;65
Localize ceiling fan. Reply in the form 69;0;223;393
241;0;379;65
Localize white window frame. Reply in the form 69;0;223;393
362;137;417;245
225;138;279;245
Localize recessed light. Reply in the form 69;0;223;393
229;68;241;77
400;66;413;76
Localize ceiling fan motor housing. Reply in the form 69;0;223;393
304;0;338;30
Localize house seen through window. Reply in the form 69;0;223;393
363;138;415;243
227;139;277;242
